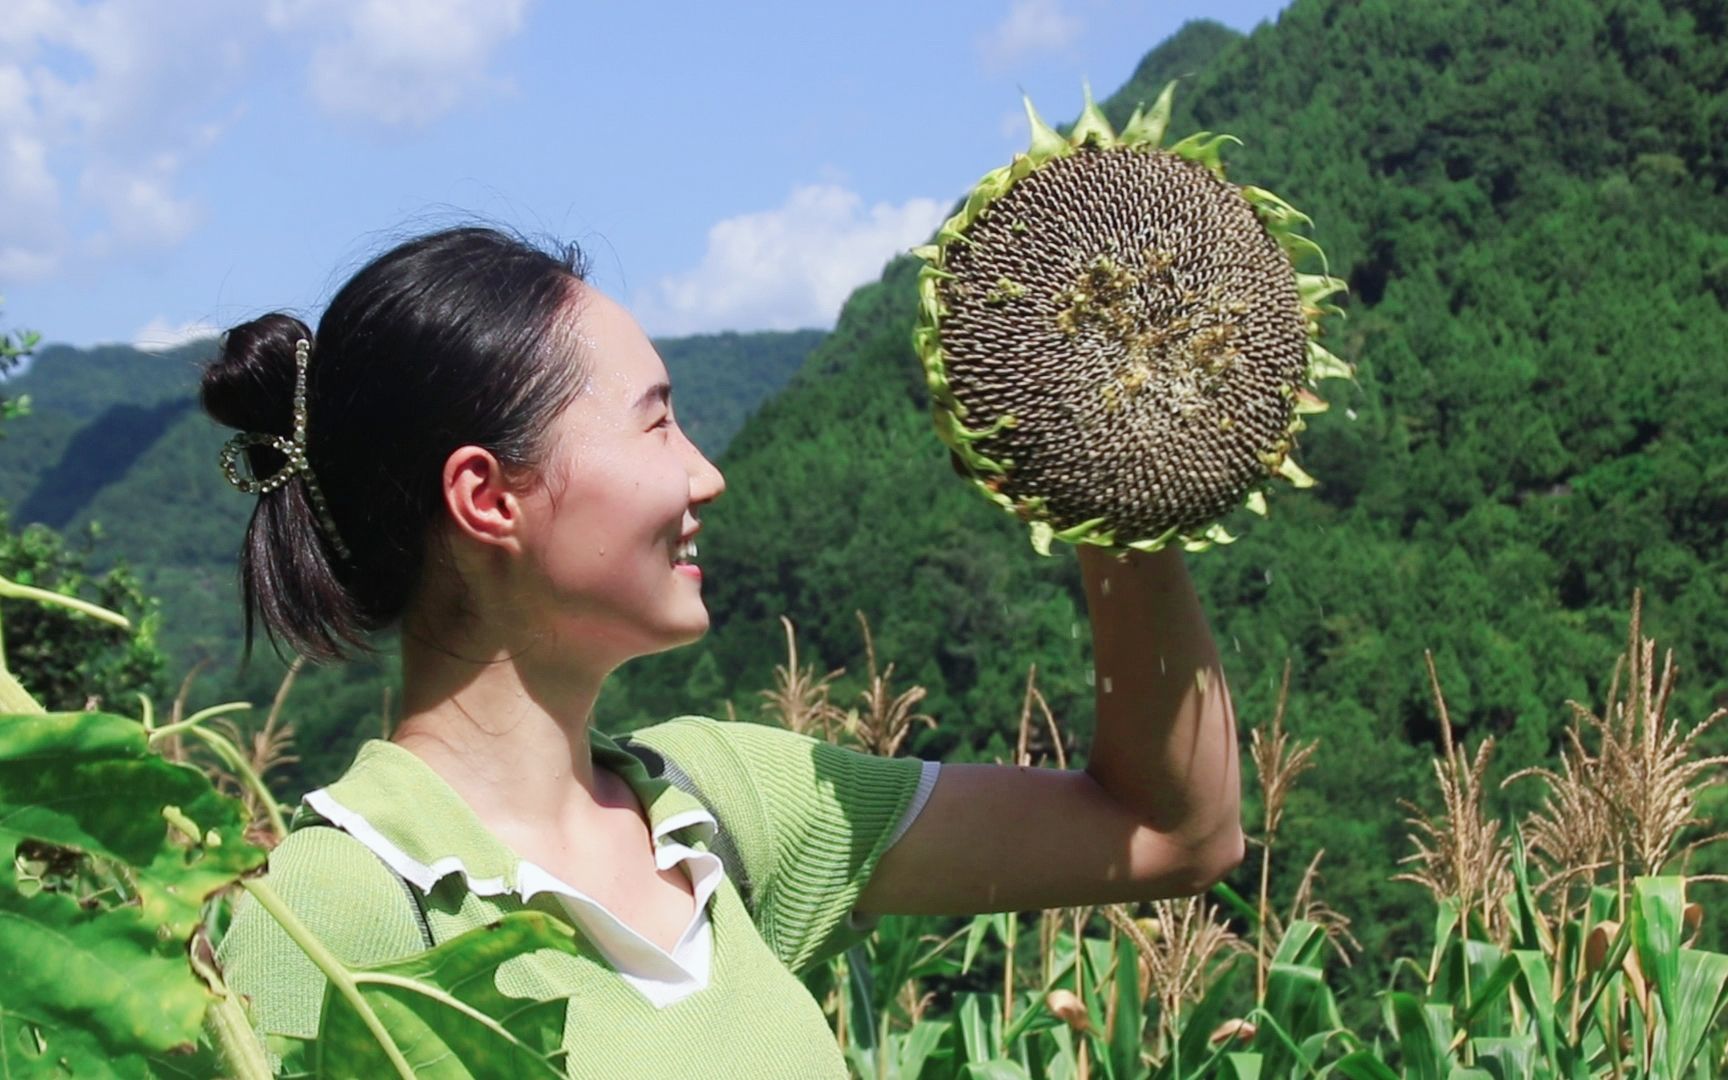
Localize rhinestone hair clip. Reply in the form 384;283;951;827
218;338;353;560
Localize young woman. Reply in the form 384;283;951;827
213;226;1243;1078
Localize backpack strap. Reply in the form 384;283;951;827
614;735;755;915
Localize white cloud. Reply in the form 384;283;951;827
268;0;528;129
635;184;948;337
979;0;1082;67
0;0;527;288
0;0;255;283
0;125;64;280
132;314;218;353
80;157;199;251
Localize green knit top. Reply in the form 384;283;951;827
219;717;926;1078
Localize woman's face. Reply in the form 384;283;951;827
510;289;725;668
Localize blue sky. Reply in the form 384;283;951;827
1;0;1289;351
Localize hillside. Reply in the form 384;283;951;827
604;0;1728;1004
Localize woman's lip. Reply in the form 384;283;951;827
674;563;702;582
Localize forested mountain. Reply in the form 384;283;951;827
602;0;1728;1001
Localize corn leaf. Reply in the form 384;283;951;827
846;943;879;1055
1427;900;1462;985
1079;938;1116;1078
957;993;1002;1066
896;1020;951;1080
1329;1049;1401;1078
962;913;1003;974
1153;960;1242;1080
1254;922;1344;1077
1461;938;1511;1034
1108;930;1145;1080
1508;832;1548;955
1655;948;1728;1079
1468;1035;1539;1079
1632;878;1684;1050
1384;991;1445;1080
1217;1051;1262;1080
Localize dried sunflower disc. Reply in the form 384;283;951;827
912;84;1350;556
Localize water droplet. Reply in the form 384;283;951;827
1159;655;1167;675
1086;667;1096;686
1102;676;1113;694
1100;577;1112;596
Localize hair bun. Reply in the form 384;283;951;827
202;313;312;434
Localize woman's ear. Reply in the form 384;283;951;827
442;445;523;551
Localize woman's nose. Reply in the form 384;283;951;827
689;443;725;504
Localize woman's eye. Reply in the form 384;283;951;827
652;413;673;432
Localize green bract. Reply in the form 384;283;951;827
912;83;1350;556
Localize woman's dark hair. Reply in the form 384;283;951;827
202;226;591;662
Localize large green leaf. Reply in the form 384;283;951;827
1255;922;1346;1078
1459;953;1520;1028
1107;929;1145;1080
1078;938;1117;1080
1507;832;1548;955
0;711;264;1073
1328;1050;1400;1078
1631;876;1688;1076
1216;1051;1261;1080
285;911;582;1079
846;943;880;1055
1632;880;1683;1017
958;992;1005;1068
1468;1035;1540;1080
1505;948;1570;1073
895;1019;951;1080
1654;947;1728;1079
1426;900;1462;987
1384;991;1445;1080
962;914;1008;975
1270;919;1329;970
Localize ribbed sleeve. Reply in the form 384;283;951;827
631;718;924;972
218;827;427;1041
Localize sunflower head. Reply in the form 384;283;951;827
912;84;1350;556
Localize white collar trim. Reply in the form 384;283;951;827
301;787;723;1009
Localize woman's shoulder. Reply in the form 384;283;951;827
217;823;430;1042
224;823;423;955
626;713;843;769
265;817;408;890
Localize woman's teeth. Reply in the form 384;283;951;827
675;538;699;563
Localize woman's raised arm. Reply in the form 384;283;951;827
857;545;1243;915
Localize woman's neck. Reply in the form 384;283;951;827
391;620;614;830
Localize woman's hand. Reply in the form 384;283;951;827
857;545;1243;916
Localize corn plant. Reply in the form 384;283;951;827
819;594;1728;1080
